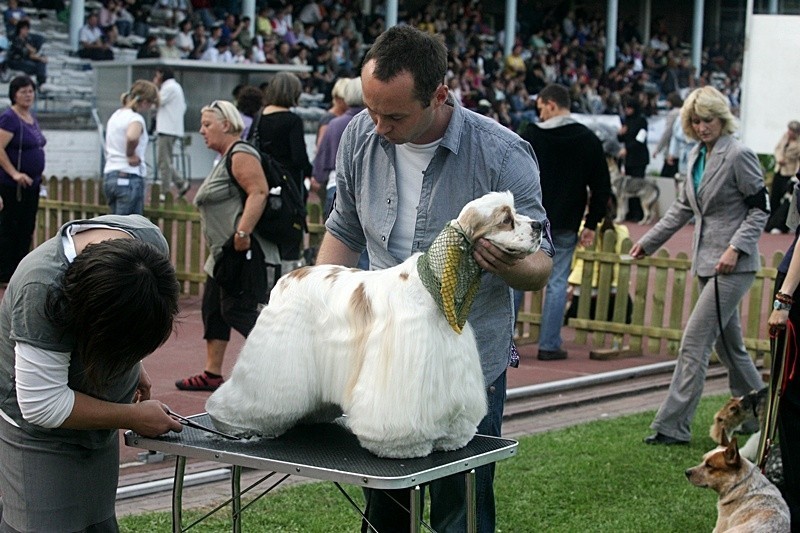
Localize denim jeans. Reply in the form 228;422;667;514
103;171;144;215
538;229;578;351
361;372;507;533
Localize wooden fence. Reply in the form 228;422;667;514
515;228;784;361
34;176;326;296
35;177;781;360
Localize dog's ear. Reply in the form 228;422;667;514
720;430;730;447
724;437;741;467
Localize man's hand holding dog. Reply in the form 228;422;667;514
473;238;552;292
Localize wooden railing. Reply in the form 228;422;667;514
36;177;207;294
515;229;784;361
35;177;781;360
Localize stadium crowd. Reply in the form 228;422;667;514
2;0;743;123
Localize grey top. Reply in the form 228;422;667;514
194;142;280;276
638;135;768;277
326;97;553;385
0;215;166;448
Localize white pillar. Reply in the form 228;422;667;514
640;0;651;46
692;0;704;79
769;0;778;13
386;0;398;28
504;0;517;57
605;0;619;72
70;0;86;53
242;0;255;36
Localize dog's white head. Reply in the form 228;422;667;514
454;191;543;256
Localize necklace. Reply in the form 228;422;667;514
11;105;33;124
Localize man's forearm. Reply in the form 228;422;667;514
315;232;361;267
505;250;553;292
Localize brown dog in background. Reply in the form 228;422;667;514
685;434;789;533
709;388;766;445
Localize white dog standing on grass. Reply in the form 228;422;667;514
206;191;542;458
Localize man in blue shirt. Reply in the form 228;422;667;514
317;25;554;533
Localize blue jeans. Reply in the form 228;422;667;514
538;230;578;351
103;171;144;215
361;372;507;533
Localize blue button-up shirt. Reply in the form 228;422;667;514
326;96;553;385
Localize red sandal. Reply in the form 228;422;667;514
175;372;224;391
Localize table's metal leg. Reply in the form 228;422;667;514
466;469;477;533
409;485;421;533
172;456;186;533
231;466;242;533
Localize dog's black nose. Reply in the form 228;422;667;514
531;220;542;231
684;469;692;478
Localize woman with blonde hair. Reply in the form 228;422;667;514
103;79;159;215
631;85;768;446
176;100;279;392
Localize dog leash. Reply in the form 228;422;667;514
757;321;796;470
713;275;734;359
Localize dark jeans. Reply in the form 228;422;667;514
0;183;39;283
360;372;507;533
6;59;46;86
103;171;144;215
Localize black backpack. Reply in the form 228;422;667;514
225;126;307;250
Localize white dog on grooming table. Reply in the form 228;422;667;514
206;192;545;458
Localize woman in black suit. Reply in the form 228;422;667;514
618;95;649;221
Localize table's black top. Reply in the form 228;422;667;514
125;414;518;489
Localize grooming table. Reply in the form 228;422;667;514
125;414;518;532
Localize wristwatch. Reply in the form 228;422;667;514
236;230;249;239
773;299;792;311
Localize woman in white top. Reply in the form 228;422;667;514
103;80;158;215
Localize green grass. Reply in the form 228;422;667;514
119;395;730;532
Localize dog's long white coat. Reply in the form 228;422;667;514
207;259;487;458
206;191;541;458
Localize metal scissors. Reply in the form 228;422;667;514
166;408;241;440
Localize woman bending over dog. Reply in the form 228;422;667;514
0;214;182;531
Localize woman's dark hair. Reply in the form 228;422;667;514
363;25;447;106
45;239;180;393
157;66;175;81
263;71;302;108
9;75;35;104
666;91;683;109
236;85;265;117
623;95;641;114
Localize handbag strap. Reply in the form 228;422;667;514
247;107;263;146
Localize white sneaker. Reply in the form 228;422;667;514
770;228;783;235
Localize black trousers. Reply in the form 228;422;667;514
774;271;800;531
0;183;39;283
766;173;793;233
624;164;647;222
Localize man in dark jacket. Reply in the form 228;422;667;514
520;83;611;360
